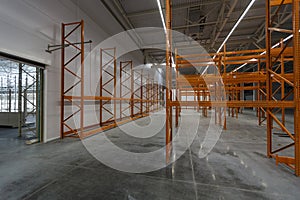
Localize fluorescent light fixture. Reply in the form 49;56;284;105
261;33;295;55
232;63;247;72
217;0;256;54
201;67;209;75
233;58;257;72
156;0;174;70
232;29;299;72
171;56;175;65
156;0;167;33
202;0;256;75
160;63;176;67
145;63;153;68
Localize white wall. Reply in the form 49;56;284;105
0;0;144;142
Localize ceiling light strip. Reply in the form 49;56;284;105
202;0;256;75
216;0;257;54
232;30;299;73
156;0;167;33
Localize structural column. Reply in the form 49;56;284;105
293;0;300;176
166;0;172;146
265;0;272;158
18;63;23;137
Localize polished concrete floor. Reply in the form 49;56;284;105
0;110;300;200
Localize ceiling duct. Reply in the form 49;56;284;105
187;6;207;40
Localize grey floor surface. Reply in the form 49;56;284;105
0;109;300;200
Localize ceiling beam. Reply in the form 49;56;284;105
173;15;266;30
100;0;145;54
210;1;226;50
112;0;144;46
210;0;238;49
127;0;225;18
253;12;292;47
141;34;255;51
113;0;136;30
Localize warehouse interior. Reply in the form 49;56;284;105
1;0;300;199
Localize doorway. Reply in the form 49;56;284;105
0;55;44;143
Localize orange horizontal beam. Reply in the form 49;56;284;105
80;115;146;138
170;100;294;108
176;73;294;85
270;0;292;6
275;155;295;166
178;86;260;91
64;96;163;103
176;47;293;68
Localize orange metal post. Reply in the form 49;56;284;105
80;21;84;135
266;0;273;158
280;39;286;129
140;71;143;115
175;49;179;127
293;0;300;176
166;0;172;145
60;23;65;139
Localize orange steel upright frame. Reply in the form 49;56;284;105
132;70;143;117
143;74;149;115
120;61;133;120
266;0;300;175
61;20;84;138
100;48;117;126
